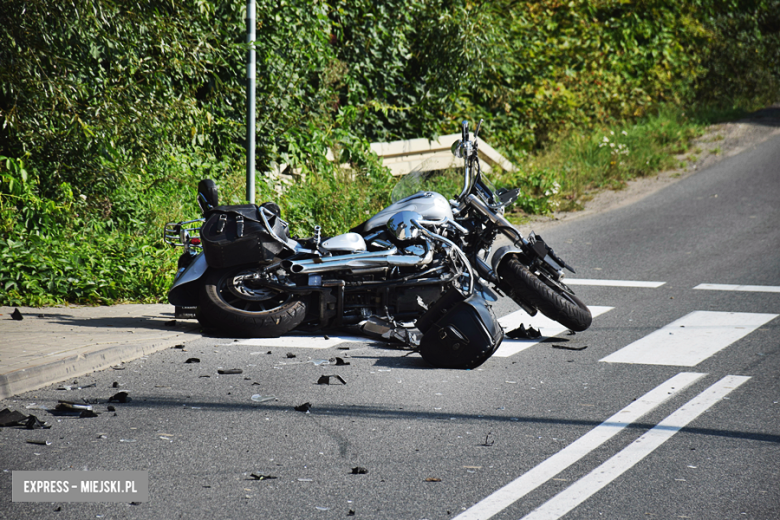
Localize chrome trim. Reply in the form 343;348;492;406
163;219;204;248
284;244;434;275
413;221;474;296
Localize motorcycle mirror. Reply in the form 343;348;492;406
387;211;423;241
450;139;463;158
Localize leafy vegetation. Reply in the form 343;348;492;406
1;0;778;306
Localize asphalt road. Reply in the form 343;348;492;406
2;132;779;520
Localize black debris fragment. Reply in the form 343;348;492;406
333;357;350;366
185;358;200;364
0;408;28;426
26;439;51;446
1;409;51;429
218;369;243;375
112;382;120;388
351;467;368;475
347;510;355;516
317;375;347;385
482;432;495;447
11;308;23;320
79;410;99;418
51;402;93;416
323;335;330;340
172;344;185;349
506;325;541;339
107;406;116;412
108;391;130;403
24;415;51;430
199;375;210;378
552;344;588;351
294;402;312;412
286;353;296;359
249;473;278;481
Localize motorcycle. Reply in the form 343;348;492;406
163;120;591;368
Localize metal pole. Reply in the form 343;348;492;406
246;0;256;204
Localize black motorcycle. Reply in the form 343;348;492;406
164;121;591;368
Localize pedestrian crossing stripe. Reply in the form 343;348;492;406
694;283;780;293
600;311;778;366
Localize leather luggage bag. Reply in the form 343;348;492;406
416;288;504;369
200;204;287;269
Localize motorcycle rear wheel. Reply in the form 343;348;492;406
198;267;308;338
498;257;592;332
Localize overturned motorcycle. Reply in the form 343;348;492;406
164;121;591;369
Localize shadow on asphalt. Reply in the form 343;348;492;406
90;397;780;445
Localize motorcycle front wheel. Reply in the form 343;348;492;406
198;267;308;338
498;257;592;332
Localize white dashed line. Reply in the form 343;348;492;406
565;279;666;288
694;283;780;293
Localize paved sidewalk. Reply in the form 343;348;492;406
0;305;202;399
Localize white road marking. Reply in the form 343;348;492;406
452;372;706;520
565;279;666;288
494;306;613;357
600;311;777;366
694;283;780;293
521;375;751;520
233;333;373;350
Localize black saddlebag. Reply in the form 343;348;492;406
416;288;504;369
200;204;287;269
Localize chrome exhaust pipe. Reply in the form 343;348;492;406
283;245;434;275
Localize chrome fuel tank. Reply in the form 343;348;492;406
363;192;454;233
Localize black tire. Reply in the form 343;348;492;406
498;257;592;332
198;267;308;338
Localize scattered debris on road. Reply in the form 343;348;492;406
108;391;130;403
249;473;277;481
317;375;347;385
553;344;588;351
506;325;541;339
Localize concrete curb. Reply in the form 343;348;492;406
0;331;198;399
0;304;202;399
